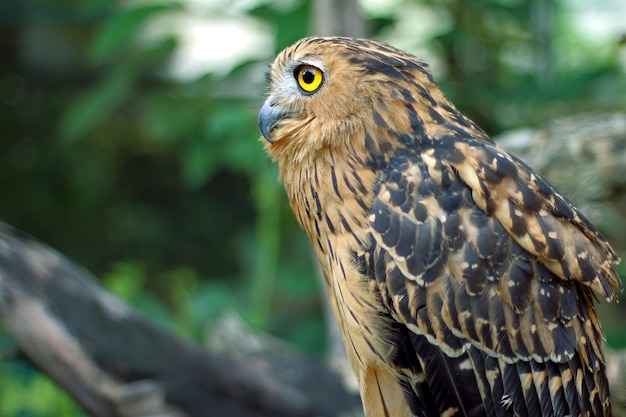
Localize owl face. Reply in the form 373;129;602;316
259;38;371;150
258;37;451;166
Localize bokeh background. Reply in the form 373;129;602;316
1;0;625;415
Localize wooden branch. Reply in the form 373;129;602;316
0;223;361;417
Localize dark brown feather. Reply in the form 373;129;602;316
261;36;621;417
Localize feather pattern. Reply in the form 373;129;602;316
260;36;621;417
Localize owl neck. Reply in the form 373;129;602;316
278;142;376;255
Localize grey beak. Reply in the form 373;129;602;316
258;100;289;144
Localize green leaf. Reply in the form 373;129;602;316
89;3;178;64
250;2;309;52
59;64;135;143
141;94;201;142
181;140;218;189
0;363;80;417
103;261;147;302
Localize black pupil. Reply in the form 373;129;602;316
302;69;315;84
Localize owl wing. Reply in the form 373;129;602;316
364;134;620;417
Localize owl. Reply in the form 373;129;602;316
259;36;621;417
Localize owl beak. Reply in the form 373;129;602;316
258;100;289;144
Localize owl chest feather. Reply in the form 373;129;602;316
284;155;399;380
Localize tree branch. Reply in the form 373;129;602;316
0;223;361;417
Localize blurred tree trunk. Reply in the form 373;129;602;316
0;223;362;417
311;0;366;38
532;0;555;86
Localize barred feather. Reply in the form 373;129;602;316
260;36;621;417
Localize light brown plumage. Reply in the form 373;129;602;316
258;36;621;417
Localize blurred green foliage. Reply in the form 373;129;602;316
0;0;624;415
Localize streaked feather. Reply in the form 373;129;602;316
261;36;621;417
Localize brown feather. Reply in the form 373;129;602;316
260;36;621;417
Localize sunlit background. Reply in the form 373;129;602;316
1;0;625;414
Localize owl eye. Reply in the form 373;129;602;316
295;65;323;94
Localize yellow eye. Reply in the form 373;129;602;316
295;65;323;94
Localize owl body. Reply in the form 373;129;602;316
259;37;621;417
